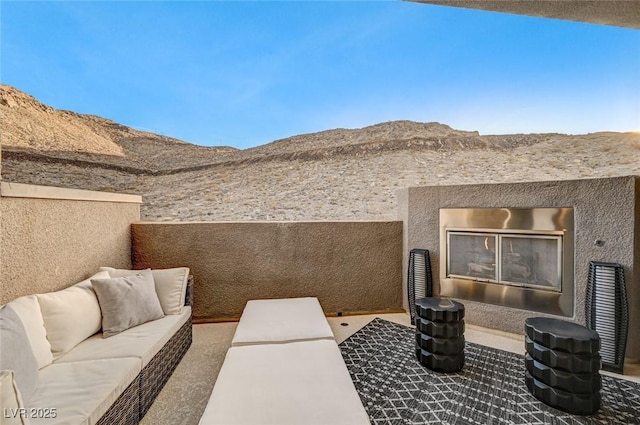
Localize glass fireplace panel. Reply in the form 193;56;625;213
500;235;561;291
447;232;497;281
439;207;574;317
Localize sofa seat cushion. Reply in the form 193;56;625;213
55;307;191;367
198;339;370;425
27;357;140;425
231;297;334;346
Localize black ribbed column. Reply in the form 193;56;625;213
414;297;465;373
524;317;601;415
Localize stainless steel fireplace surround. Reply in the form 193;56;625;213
440;208;574;316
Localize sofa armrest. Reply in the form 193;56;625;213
184;275;194;307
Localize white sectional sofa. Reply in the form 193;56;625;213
199;297;371;425
0;267;193;425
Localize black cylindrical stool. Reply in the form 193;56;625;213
415;297;465;372
524;317;601;415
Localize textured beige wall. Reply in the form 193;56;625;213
1;185;140;304
132;221;403;321
400;176;640;361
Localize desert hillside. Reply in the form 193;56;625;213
2;85;639;221
0;84;236;172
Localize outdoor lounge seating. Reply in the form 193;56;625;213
230;297;335;346
198;297;370;425
0;268;193;425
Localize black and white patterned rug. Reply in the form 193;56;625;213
338;318;640;425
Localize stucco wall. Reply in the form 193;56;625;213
1;183;140;304
399;176;640;361
131;221;403;321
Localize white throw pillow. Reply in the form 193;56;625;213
0;371;31;425
37;271;108;359
91;271;165;338
4;295;53;369
100;267;189;315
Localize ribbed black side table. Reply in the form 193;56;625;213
415;297;465;372
524;317;601;415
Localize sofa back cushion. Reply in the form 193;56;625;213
0;305;39;404
100;267;189;315
91;270;164;338
4;295;53;369
37;271;108;359
0;370;31;425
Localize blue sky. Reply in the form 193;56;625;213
1;1;639;149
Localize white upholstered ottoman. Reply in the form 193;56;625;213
198;339;370;425
231;297;334;346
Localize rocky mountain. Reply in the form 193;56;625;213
0;85;236;173
2;84;639;221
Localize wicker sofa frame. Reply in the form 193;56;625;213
95;276;194;425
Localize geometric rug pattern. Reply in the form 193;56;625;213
338;318;640;425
